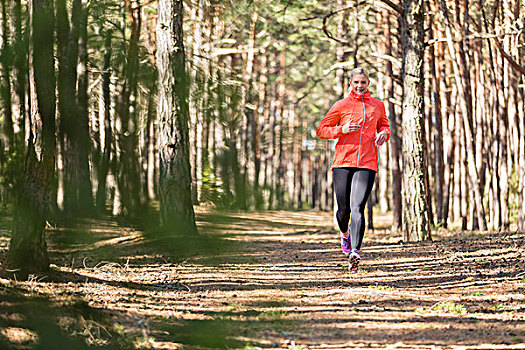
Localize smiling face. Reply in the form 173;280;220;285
350;74;370;95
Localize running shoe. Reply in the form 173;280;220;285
348;250;361;273
340;233;351;254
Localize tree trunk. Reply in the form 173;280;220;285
335;0;347;98
440;0;487;230
10;0;26;141
459;112;468;230
429;24;444;226
440;42;453;228
253;54;266;209
96;30;112;213
267;82;276;209
257;53;269;209
0;0;14;151
8;0;56;275
116;0;142;217
401;0;431;241
145;75;157;202
57;0;93;215
382;9;402;232
56;0;77;214
519;17;525;230
276;47;286;208
189;0;204;204
156;0;197;233
519;76;525;231
243;11;257;209
75;0;94;213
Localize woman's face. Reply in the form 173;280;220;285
350;74;370;95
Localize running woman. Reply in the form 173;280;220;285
316;67;391;273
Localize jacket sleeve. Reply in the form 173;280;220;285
377;102;391;142
316;101;345;139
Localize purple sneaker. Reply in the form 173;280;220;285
340;233;351;254
348;250;361;273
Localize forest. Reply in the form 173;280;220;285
0;0;524;349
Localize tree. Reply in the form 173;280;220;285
439;0;487;231
9;0;26;145
7;0;56;274
0;0;14;151
156;0;197;233
381;8;402;232
56;0;93;216
115;0;143;217
400;0;431;241
95;29;113;213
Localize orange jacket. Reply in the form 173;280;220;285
316;90;391;171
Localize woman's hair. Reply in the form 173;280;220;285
349;67;369;81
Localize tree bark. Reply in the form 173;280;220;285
439;40;453;229
429;24;444;226
440;0;487;230
276;46;286;208
9;0;26;141
519;13;525;230
75;0;94;213
513;0;524;232
96;30;112;213
0;0;14;151
145;75;157;202
56;0;77;214
253;54;266;209
116;0;142;217
57;0;93;215
156;0;197;233
401;0;431;241
382;9;402;232
8;0;56;275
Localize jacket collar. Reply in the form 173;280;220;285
349;90;371;100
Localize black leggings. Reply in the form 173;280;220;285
333;167;376;251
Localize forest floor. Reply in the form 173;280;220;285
0;208;524;349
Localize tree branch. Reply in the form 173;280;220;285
135;0;155;9
319;1;402;44
484;0;525;76
375;0;403;15
322;2;367;45
493;37;525;76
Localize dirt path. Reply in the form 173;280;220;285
1;209;524;349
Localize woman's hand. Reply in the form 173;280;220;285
375;131;387;146
342;121;361;134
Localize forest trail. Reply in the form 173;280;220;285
0;209;524;349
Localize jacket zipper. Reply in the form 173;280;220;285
357;96;366;166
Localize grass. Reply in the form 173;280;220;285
251;298;291;308
494;303;505;312
415;301;468;315
432;301;467;315
258;309;287;320
371;285;394;291
228;302;244;311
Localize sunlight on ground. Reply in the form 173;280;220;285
0;208;524;349
0;327;38;346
